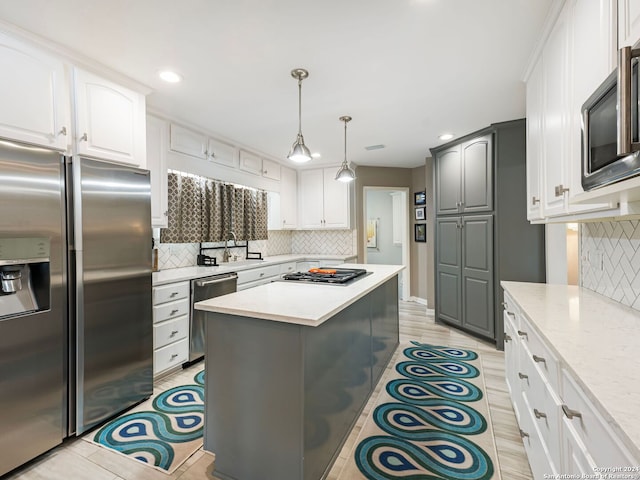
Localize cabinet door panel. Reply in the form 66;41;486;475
207;137;236;167
436;147;461;215
74;69;144;166
322;168;350;228
619;0;640;48
0;33;69;150
462;136;492;213
299;169;324;229
280;167;297;229
146;115;168;227
527;58;544;220
169;123;207;159
461;215;494;338
436;217;461;326
262;158;281;181
239;150;262;176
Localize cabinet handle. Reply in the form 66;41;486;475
554;184;569;197
169;330;179;337
204;150;209;157
170;309;179;315
518;372;528;380
210;150;216;158
519;429;529;439
79;132;88;142
534;408;547;419
517;330;528;339
263;170;268;175
562;404;582;420
531;196;540;205
532;354;546;364
58;126;67;136
504;333;512;342
169;292;179;297
259;272;265;277
164;210;168;217
170;353;178;360
501;301;507;308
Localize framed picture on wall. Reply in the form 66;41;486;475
415;206;425;221
414;223;426;242
367;219;378;248
414;191;426;205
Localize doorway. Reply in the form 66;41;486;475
363;186;410;300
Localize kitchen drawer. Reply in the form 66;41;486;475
519;394;559;479
153;281;189;305
561;369;637;468
236;264;281;284
517;315;559;391
502;291;520;329
154;338;188;375
503;311;519;403
562;416;598;475
154;315;188;349
520;344;562;469
279;262;296;274
153;297;189;324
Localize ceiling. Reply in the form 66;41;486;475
0;0;553;169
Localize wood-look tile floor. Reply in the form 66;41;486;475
4;301;532;480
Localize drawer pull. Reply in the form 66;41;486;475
259;272;265;277
562;404;582;420
504;333;512;342
534;408;547;419
517;330;528;339
170;292;179;297
532;354;546;364
170;353;178;360
170;309;179;316
501;301;507;308
519;429;529;439
518;372;528;380
169;330;179;337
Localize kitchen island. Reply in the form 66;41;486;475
194;264;403;480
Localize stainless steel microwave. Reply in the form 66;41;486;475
582;47;640;191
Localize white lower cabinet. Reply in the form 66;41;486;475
152;280;190;376
503;290;638;474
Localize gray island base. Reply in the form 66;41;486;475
198;269;400;480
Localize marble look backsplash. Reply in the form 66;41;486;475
581;220;640;310
156;229;357;270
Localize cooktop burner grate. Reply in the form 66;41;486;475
282;268;368;284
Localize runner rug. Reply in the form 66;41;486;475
89;369;205;474
337;341;500;480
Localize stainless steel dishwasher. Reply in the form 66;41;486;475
189;272;238;362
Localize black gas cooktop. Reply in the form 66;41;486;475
282;268;368;284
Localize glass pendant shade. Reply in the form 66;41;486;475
335;115;356;182
287;68;312;163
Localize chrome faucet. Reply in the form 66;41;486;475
222;231;237;262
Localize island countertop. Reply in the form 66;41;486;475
194;263;404;326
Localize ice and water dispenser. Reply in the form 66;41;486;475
0;237;51;319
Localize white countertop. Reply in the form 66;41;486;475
194;263;404;326
501;281;640;459
152;254;356;286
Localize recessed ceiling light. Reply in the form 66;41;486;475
311;152;322;159
159;70;183;83
439;133;454;140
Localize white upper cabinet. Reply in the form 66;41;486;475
239;149;262;175
207;137;236;168
73;68;146;167
146;114;168;228
619;0;640;47
526;58;544;222
262;158;281;181
280;166;297;229
0;32;70;151
525;0;619;221
170;123;207;159
298;167;351;229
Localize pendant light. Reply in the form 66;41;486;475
335;115;356;182
287;68;312;163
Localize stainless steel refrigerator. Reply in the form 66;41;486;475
0;140;153;476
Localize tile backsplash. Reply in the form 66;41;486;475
156;229;357;270
581;220;640;309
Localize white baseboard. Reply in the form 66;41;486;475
406;297;435;316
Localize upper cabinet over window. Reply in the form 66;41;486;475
0;32;70;151
73;68;146;167
169;123;237;168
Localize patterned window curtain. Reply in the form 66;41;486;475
203;178;224;242
160;170;269;243
160;172;205;243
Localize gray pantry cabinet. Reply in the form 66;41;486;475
431;119;545;347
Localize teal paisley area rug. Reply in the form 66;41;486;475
338;342;500;480
89;369;206;474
